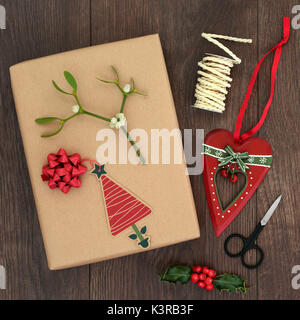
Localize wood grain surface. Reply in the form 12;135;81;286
0;0;300;300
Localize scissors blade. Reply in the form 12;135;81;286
261;195;282;226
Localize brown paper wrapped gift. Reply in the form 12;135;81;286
10;34;200;270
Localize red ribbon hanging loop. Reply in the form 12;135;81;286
234;17;290;143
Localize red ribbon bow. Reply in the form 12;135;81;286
41;148;87;193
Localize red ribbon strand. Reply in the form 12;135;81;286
234;17;290;143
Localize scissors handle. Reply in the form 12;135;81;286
224;233;247;257
241;245;264;269
224;223;265;269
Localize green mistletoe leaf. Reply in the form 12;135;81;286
96;78;114;84
128;234;137;240
159;266;192;285
35;117;60;124
213;274;247;294
111;66;119;82
64;71;77;92
41;123;65;138
52;80;72;95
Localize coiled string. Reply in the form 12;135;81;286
193;33;252;113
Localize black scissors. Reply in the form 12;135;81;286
224;195;282;269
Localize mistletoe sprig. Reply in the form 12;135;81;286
35;67;147;164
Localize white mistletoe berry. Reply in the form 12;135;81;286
123;84;131;93
116;113;125;121
72;105;80;113
109;117;118;128
115;122;122;129
110;113;127;129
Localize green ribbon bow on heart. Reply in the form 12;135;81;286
218;145;250;173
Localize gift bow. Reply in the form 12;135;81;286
41;148;87;193
218;145;249;173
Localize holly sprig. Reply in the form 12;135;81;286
35;67;146;163
158;265;248;294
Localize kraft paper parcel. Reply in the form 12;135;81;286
10;34;200;270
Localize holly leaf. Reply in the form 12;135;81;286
140;226;147;234
64;71;77;92
128;234;137;240
213;274;247;294
159;266;192;285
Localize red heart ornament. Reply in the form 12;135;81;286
203;129;272;237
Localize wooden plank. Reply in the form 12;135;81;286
0;0;90;299
257;0;300;300
89;0;258;300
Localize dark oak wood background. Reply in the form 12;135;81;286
0;0;300;300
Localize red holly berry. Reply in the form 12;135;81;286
205;283;214;291
229;174;238;183
205;277;213;285
199;273;206;281
208;269;217;278
191;273;199;283
197;281;206;288
202;266;210;275
220;169;228;178
192;265;202;273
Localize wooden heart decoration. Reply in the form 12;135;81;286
203;129;272;237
